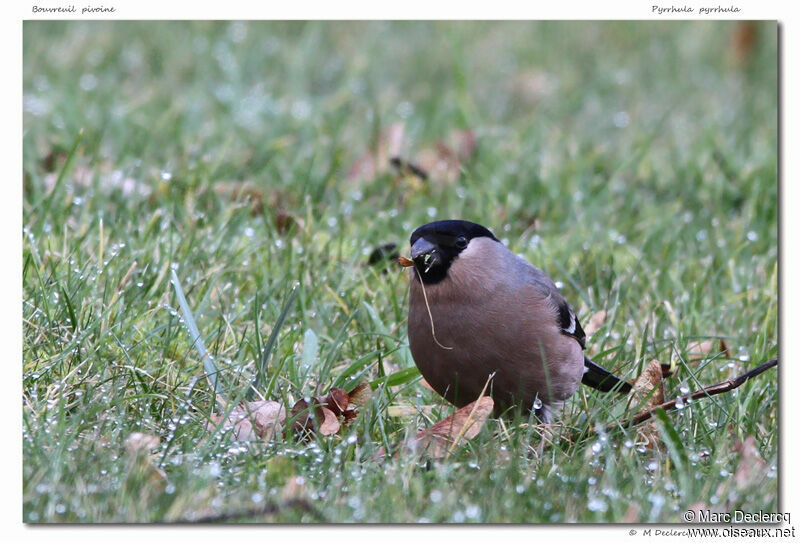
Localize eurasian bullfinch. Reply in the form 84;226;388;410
406;220;631;422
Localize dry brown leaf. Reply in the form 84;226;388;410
447;129;478;163
622;503;641;523
348;123;406;182
731;21;758;65
275;209;303;233
719;338;731;358
733;435;769;490
280;476;308;502
123;432;167;486
415;147;460;185
685;502;709;523
289;398;314;438
319;387;349;417
124;432;160;455
686;340;715;361
405;396;494;459
631;360;665;449
347;382;373;409
247;400;287;440
318;406;341;436
583;309;608;337
209;400;286;442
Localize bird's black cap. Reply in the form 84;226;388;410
410;220;498;247
409;220;498;284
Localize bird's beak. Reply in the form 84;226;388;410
410;238;440;269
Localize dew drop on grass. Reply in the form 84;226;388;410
591;441;603;454
675;397;685;410
679;382;690;395
465;505;481;519
532;397;543;410
588;498;607;512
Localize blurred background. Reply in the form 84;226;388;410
23;21;778;523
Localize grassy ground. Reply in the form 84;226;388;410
22;21;778;523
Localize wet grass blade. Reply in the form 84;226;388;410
39;129;83;223
370;366;420;389
251;283;299;400
170;269;222;402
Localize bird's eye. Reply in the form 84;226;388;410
455;236;468;249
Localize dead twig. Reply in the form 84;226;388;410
610;358;777;431
183;498;325;523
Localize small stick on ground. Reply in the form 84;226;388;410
184;498;325;523
608;357;777;432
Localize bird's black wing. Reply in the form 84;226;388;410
526;263;629;394
554;298;586;349
545;283;632;394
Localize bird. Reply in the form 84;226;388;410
404;219;631;422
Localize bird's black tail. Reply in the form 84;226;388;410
582;356;632;394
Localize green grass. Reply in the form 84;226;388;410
22;21;777;523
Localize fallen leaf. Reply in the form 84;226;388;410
319;387;349;417
405;396;494;459
415;146;460;185
583;309;607;337
731;21;758;65
346;382;373;409
686;340;715;361
247;400;287;440
318;406;341;436
631;360;665;449
124;432;161;455
622;503;641;523
289;398;315;439
732;435;769;490
685;502;709;523
209;400;286;442
448;129;478;163
348;123;407;182
719;338;731;358
275;209;303;233
123;432;167;486
280;476;308;502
